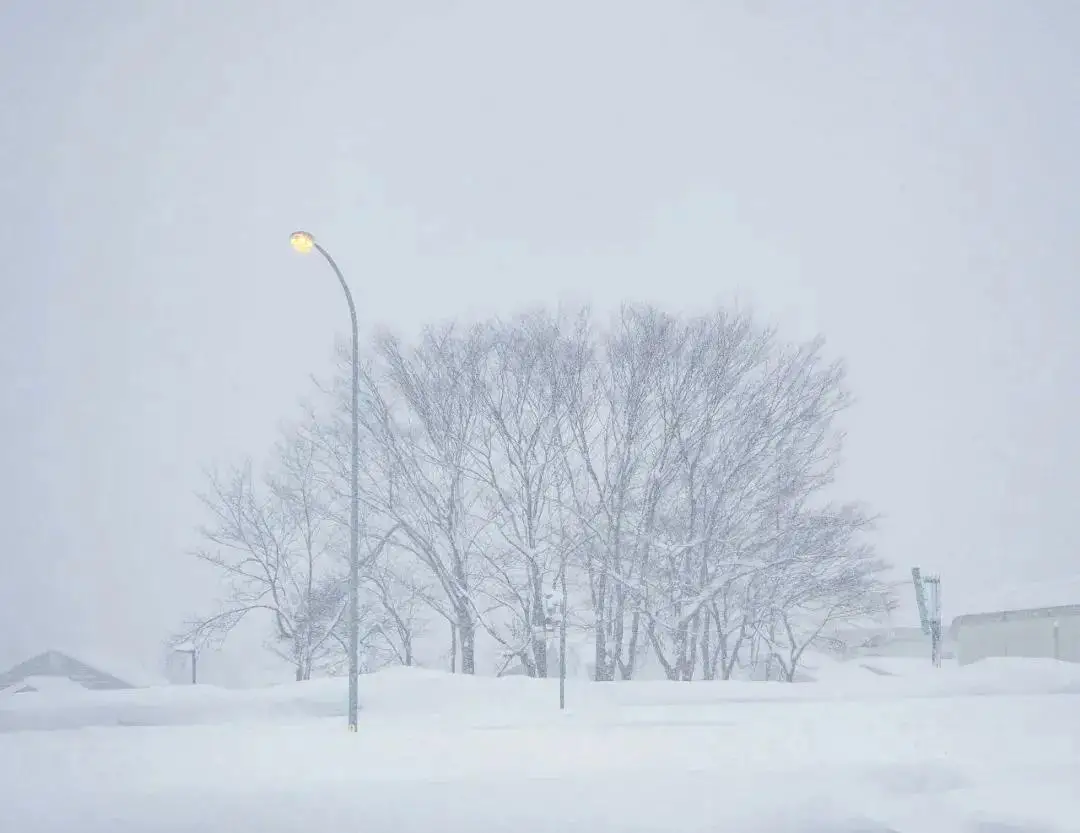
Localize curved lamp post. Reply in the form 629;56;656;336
289;230;361;732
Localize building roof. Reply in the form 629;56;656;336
0;649;166;691
951;603;1080;631
950;573;1080;621
6;675;94;695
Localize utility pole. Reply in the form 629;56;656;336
925;574;943;668
912;568;943;667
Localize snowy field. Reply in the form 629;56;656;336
2;659;1079;833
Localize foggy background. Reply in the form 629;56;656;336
2;1;1078;683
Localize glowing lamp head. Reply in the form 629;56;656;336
290;231;316;254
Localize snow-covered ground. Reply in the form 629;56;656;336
2;659;1079;833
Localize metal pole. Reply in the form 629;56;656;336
926;575;942;668
559;556;567;710
191;650;197;685
313;241;361;733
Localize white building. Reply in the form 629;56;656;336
951;604;1080;665
949;574;1080;666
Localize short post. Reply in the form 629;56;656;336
559;558;568;710
545;564;569;710
174;644;197;684
1053;620;1061;661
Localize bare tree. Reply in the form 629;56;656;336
363;544;428;667
702;580;757;680
642;310;772;681
555;305;687;680
720;341;892;681
298;353;440;674
621;312;881;683
195;300;890;686
179;429;350;681
463;310;585;677
755;505;894;681
353;324;491;674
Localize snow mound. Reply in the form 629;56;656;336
2;658;1079;734
2;663;1078;833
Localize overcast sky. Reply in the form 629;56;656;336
2;1;1078;680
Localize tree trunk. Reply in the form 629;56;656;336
611;581;627;678
459;618;476;675
619;611;642;680
646;618;678;681
701;610;715;680
684;611;702;681
722;626;745;680
592;574;612;681
764;621;778;681
531;573;549;678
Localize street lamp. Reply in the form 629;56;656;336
290;230;361;732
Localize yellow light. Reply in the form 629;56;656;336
290;230;315;254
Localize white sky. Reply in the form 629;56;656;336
2;1;1079;680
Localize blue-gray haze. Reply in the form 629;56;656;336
2;1;1078;681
